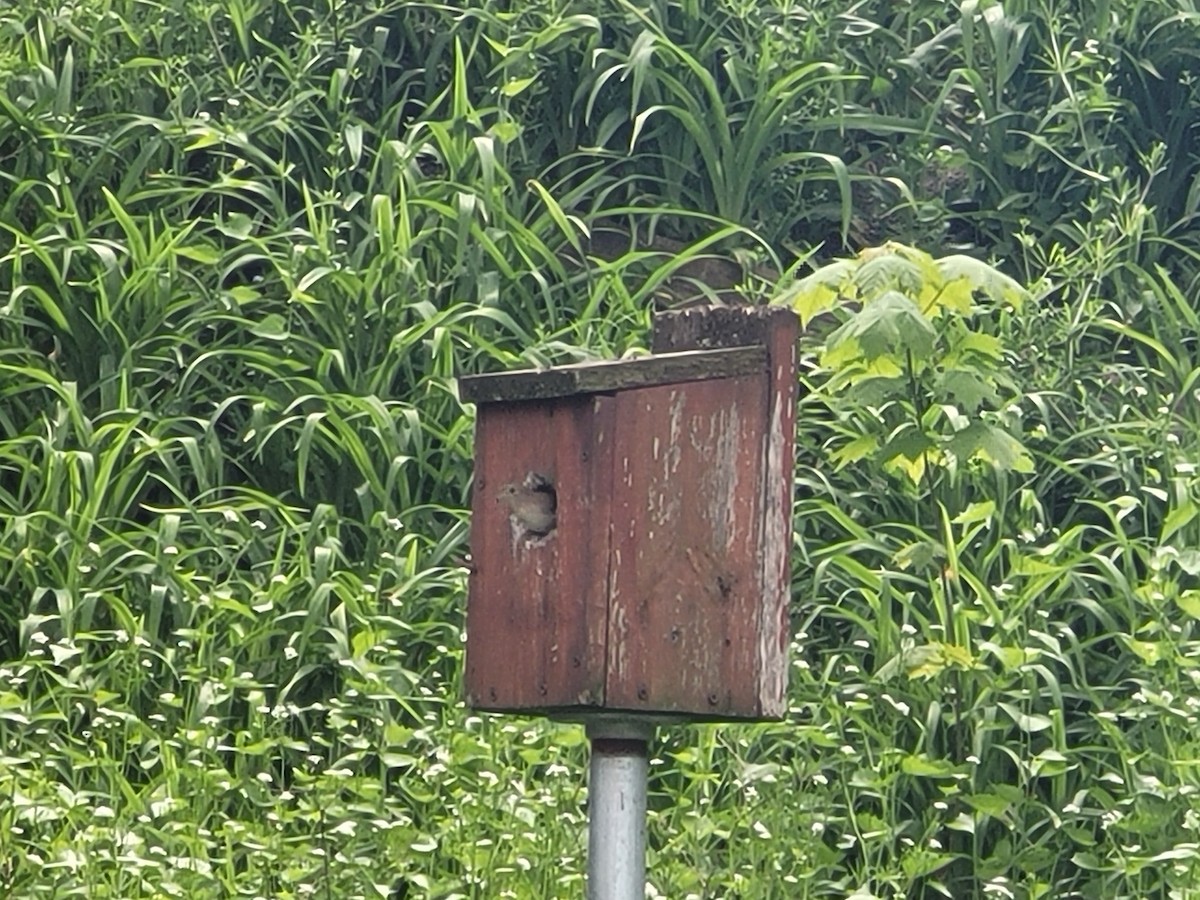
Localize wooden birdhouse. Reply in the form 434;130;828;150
457;307;799;721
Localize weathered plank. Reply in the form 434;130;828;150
464;305;799;722
653;305;800;718
458;346;766;404
604;376;769;717
465;395;614;713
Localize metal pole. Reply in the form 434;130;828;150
586;719;654;900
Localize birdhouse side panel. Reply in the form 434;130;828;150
605;376;770;719
465;396;613;713
651;306;799;720
756;308;799;718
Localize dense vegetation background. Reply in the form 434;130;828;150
4;0;1200;897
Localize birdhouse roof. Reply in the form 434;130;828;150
457;346;766;404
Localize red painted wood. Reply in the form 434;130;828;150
465;395;614;712
464;307;799;722
604;375;769;717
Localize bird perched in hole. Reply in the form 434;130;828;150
497;475;557;536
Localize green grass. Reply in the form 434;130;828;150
4;0;1200;897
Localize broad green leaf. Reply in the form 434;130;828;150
856;251;924;297
957;331;1003;359
937;368;999;412
1162;500;1198;543
892;540;944;571
1008;554;1061;576
937;254;1029;309
884;451;930;484
947;811;976;833
829;434;879;470
776;258;856;325
500;76;538;97
174;244;222;265
846;355;904;383
844;375;909;405
952;499;995;526
900;754;957;777
250;314;289;340
963;793;1012;818
881;425;936;463
790;281;839;325
1121;636;1166;665
1176;590;1200;620
922;275;973;316
820;334;861;369
941;643;979;670
903;642;978;679
944;421;1033;473
831;291;936;361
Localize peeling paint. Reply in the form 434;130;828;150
699;403;741;553
757;359;792;715
469;310;797;720
610;604;629;680
665;390;684;476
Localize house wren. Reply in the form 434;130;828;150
497;477;557;536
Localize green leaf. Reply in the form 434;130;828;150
964;793;1013;818
828;290;936;361
1030;749;1072;778
1162;500;1198;543
937;254;1029;309
957;331;1003;359
900;754;958;777
981;641;1027;670
1176;590;1200;620
901;641;978;679
937;368;999;412
820;334;862;369
1121;636;1166;665
843;375;909;406
881;425;936;464
776;258;856;325
1173;549;1200;575
952;500;996;526
924;275;973;316
884;451;930;484
250;314;290;340
856;251;925;297
174;244;222;265
340;124;364;172
829;434;879;470
998;701;1053;733
944;422;1033;473
892;540;944;571
500;75;538;97
527;178;585;252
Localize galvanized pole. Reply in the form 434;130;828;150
586;719;654;900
